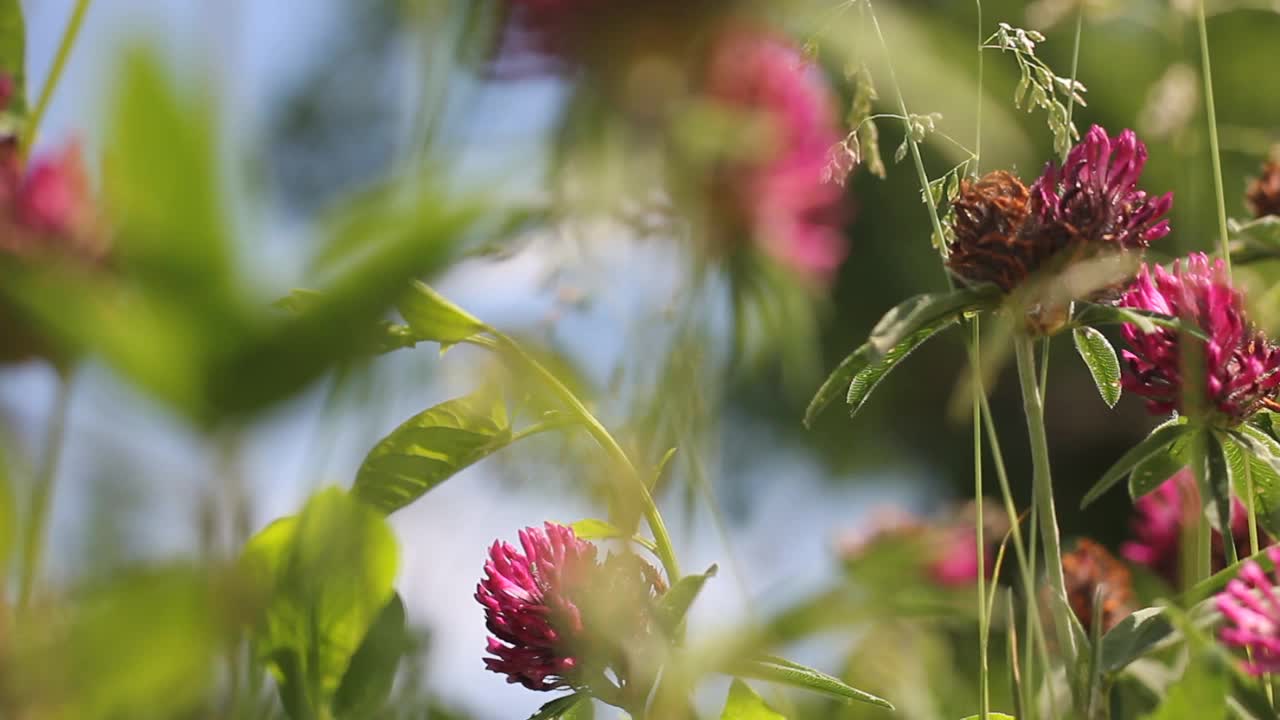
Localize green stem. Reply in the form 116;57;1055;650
17;373;73;614
1196;0;1231;273
1065;9;1084;159
972;322;990;720
1189;430;1214;580
493;333;681;583
1038;336;1052;396
21;0;93;156
974;0;984;174
1014;335;1074;659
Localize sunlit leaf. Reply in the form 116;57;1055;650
527;694;592;720
657;565;717;635
731;654;893;709
1082;421;1196;507
1139;657;1227;720
396;280;488;348
847;322;951;417
720;679;786;720
275;289;419;355
1128;424;1190;499
1072;326;1121;408
568;518;658;553
353;391;512;514
1099;607;1173;675
1070;303;1207;341
241;489;399;715
805;285;999;427
1226;426;1280;536
1205;432;1233;535
333;594;408;719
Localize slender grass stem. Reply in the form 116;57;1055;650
1065;9;1084;159
492;333;681;583
1014;335;1075;660
972;321;990;720
974;0;984;174
17;373;74;614
22;0;93;156
1195;0;1232;274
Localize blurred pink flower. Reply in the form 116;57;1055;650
1120;253;1280;422
1217;545;1280;674
704;29;848;285
929;527;989;587
1121;469;1260;587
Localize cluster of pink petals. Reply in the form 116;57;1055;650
704;29;848;284
1119;253;1280;421
837;504;998;588
929;527;988;587
1217;545;1280;675
1027;125;1172;250
476;522;597;691
1121;469;1257;586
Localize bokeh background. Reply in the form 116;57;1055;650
8;0;1280;717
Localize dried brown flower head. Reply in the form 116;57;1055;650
1246;160;1280;219
946;170;1033;292
1062;539;1134;633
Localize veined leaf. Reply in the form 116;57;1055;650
1070;303;1208;341
805;285;999;427
527;694;591;720
1099;607;1173;675
240;489;399;715
1225;426;1280;536
720;680;786;720
1072;326;1121;408
1128;421;1191;499
731;654;893;709
847;322;952;417
354;391;512;514
1082;421;1196;508
1187;545;1279;604
1205;432;1234;536
396;280;488;348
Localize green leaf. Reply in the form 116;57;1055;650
1071;303;1208;341
1140;657;1228;720
804;285;999;427
1205;432;1234;535
275;289;419;355
353;391;513;514
241;489;399;715
1081;421;1196;508
720;679;786;720
1072;327;1121;408
1226;426;1280;536
333;594;408;719
1099;607;1173;675
960;715;1016;720
657;565;718;634
568;518;658;553
1128;424;1190;499
396;281;488;348
731;655;894;709
1186;544;1279;604
846;322;952;417
0;0;23;117
527;694;592;720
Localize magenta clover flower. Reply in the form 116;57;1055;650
1119;253;1280;422
1217;546;1280;675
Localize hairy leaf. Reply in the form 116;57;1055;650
720;680;785;720
1225;426;1280;537
732;655;893;709
354;391;512;514
1081;421;1195;507
1073;327;1121;408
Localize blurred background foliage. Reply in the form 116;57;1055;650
3;0;1280;718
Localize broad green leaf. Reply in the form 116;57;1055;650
1205;432;1234;535
1070;303;1208;341
1128;423;1190;499
720;679;786;720
657;565;718;634
805;285;999;427
274;289;418;355
1186;545;1279;604
1081;422;1196;508
846;322;952;417
353;391;512;514
0;0;23;117
568;518;658;553
527;694;591;720
333;594;408;719
241;489;399;715
732;654;893;709
396;281;488;347
1226;426;1280;536
1140;658;1228;720
1072;327;1121;408
1099;607;1173;675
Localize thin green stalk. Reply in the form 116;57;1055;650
972;321;990;720
1014;335;1075;659
17;373;73;614
1065;9;1084;158
492;333;681;583
1038;337;1052;396
22;0;93;156
1191;432;1212;582
974;0;984;174
1195;0;1232;273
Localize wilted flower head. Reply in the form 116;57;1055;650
1119;253;1280;422
1062;539;1135;633
476;523;665;694
703;29;847;284
1246;158;1280;219
1121;469;1259;587
1217;545;1280;675
948;126;1170;314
